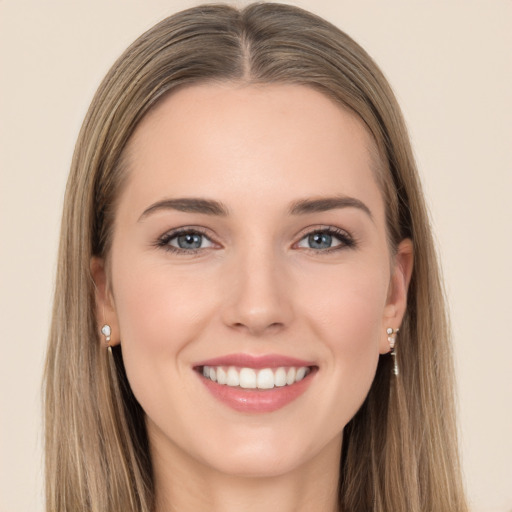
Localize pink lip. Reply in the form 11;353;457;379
194;353;315;369
194;353;317;413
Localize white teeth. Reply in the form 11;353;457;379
286;367;296;385
226;367;239;386
257;368;275;389
239;368;257;389
216;367;227;385
295;367;306;381
274;367;287;387
201;365;311;389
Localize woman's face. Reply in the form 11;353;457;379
94;83;411;478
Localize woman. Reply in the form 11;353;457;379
44;3;468;511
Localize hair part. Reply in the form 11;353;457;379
45;3;468;511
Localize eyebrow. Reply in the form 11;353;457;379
138;195;373;221
289;196;373;220
138;197;229;221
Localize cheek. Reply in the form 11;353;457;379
301;259;388;336
110;252;220;407
112;240;220;343
297;261;389;382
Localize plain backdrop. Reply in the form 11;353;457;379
0;1;511;511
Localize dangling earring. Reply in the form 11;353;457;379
101;324;119;386
101;324;112;354
387;327;400;376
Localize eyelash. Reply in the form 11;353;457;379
155;227;213;255
155;226;356;255
296;227;356;253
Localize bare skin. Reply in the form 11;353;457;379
92;83;413;512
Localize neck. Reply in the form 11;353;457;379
151;432;342;512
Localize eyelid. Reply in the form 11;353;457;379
154;224;356;255
155;226;220;254
293;225;356;251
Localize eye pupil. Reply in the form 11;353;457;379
177;233;202;249
309;232;332;249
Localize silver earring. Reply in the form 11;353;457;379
387;327;399;376
101;324;111;345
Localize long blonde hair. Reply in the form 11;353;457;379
44;3;468;511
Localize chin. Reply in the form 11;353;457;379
202;448;312;479
191;423;344;480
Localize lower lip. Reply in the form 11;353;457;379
198;369;316;413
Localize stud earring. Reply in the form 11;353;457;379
101;324;111;347
387;327;399;376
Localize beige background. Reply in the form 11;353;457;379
1;1;511;511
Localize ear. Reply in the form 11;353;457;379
90;256;120;346
379;238;414;354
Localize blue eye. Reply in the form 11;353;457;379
307;232;336;249
156;226;354;254
173;233;205;249
297;228;354;251
157;229;215;253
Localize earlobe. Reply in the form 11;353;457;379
90;257;120;346
380;239;414;354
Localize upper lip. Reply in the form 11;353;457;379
194;353;316;369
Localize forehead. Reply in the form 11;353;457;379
120;83;385;221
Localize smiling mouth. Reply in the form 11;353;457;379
198;365;315;390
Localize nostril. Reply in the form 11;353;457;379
220;266;294;331
230;320;285;336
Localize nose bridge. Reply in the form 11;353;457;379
222;238;292;335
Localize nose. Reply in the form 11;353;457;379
221;248;294;337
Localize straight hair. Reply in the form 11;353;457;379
44;3;468;511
